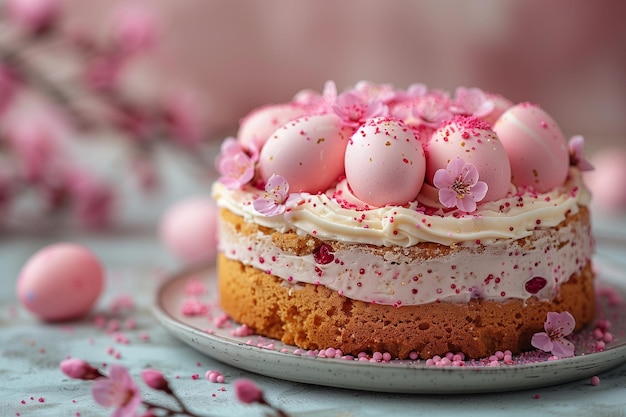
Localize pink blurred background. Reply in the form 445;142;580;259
63;0;626;149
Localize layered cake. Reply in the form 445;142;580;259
212;81;595;360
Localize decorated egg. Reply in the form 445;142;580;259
17;243;104;322
258;113;353;193
344;116;426;207
237;103;308;152
159;196;218;263
426;116;511;202
493;103;569;193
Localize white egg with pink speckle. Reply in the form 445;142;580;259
258;113;353;193
493;103;569;193
344;116;426;207
159;196;218;263
237;103;308;152
17;243;104;322
426;116;511;202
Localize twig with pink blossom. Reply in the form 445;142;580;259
60;359;292;417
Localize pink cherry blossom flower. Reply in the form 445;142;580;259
433;158;488;213
531;311;576;358
91;364;142;417
568;135;594;171
410;93;452;128
60;358;103;380
449;87;495;118
234;378;264;404
216;138;255;190
354;80;397;103
293;80;337;113
253;174;300;216
332;91;386;127
5;0;60;35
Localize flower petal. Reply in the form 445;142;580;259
253;197;285;217
531;331;553;353
470;181;488;203
433;168;453;189
438;188;458;208
550;338;576;358
456;194;477;213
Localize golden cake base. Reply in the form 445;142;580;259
218;254;595;360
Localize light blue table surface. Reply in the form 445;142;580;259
2;212;626;417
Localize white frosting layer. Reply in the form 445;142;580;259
213;169;593;306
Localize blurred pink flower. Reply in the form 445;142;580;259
216;138;255;189
333;91;386;127
66;169;115;229
4;0;60;35
0;66;19;117
433;158;488;213
233;378;264;404
162;91;203;147
5;119;58;183
449;87;494;118
568;135;594;171
531;311;576;358
354;80;396;103
84;56;123;92
110;6;158;55
60;358;103;380
253;174;297;216
92;364;142;417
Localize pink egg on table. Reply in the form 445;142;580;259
159;196;218;263
426;115;511;202
344;116;426;207
493;103;569;193
17;243;104;322
237;103;308;152
258;113;353;193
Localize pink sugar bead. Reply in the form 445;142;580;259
409;352;418;360
590;376;600;386
372;352;383;361
603;332;614;343
382;352;392;362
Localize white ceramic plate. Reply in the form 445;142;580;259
153;248;626;394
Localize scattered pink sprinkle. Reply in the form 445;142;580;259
590;376;600;386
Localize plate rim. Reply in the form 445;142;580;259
151;262;626;394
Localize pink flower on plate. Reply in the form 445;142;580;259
531;311;576;358
568;135;594;171
253;174;298;216
216;138;255;190
449;87;495;118
332;90;386;127
91;364;142;417
433;158;488;213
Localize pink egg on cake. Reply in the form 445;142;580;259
258;113;353;193
237;103;308;152
344;116;426;207
17;243;104;322
425;115;511;203
493;103;569;193
159;196;218;263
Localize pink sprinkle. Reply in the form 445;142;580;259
590;376;600;386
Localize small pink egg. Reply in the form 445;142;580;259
237;103;308;152
493;103;569;193
426;116;511;202
258;113;353;193
159;196;218;263
344;116;426;207
17;243;104;322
